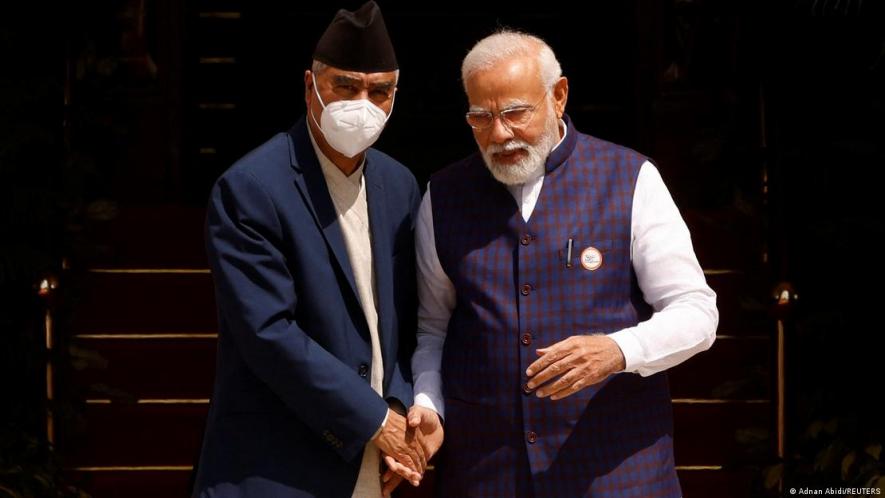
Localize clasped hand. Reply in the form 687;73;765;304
371;405;443;496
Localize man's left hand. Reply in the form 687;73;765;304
407;405;444;460
525;335;626;400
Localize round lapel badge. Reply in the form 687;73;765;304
580;246;603;271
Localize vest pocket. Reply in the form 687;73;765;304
562;239;632;320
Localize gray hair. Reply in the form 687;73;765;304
461;29;562;91
311;60;330;74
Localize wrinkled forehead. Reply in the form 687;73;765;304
465;56;545;108
317;65;398;87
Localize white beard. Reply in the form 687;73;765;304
480;110;561;186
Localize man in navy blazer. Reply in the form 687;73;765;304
193;3;440;497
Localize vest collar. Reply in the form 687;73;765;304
544;113;577;174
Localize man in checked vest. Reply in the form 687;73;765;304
408;30;719;497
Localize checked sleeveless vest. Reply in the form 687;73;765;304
429;118;681;498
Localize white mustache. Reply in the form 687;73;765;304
486;140;530;154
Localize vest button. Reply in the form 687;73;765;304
520;234;531;246
520;284;532;296
358;364;369;377
527;431;537;444
521;333;532;346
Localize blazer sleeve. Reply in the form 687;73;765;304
205;167;388;462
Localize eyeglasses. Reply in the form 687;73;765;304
465;91;549;131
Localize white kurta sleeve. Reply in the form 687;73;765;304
607;161;719;376
411;188;456;418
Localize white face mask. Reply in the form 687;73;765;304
310;73;394;158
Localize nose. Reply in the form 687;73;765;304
488;115;515;144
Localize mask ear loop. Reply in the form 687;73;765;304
382;88;396;123
309;72;327;131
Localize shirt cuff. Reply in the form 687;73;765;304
414;392;445;421
370;408;389;441
607;327;644;374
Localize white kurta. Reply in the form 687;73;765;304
310;130;385;498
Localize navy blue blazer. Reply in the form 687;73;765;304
193;118;420;497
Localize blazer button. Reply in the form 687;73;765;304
520;234;531;246
527;431;538;444
358;364;369;377
523;383;533;395
520;284;533;296
521;333;532;346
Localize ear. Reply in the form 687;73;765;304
552;76;569;119
304;70;314;108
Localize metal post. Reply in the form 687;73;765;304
37;275;59;445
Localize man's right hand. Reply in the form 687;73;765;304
407;405;444;462
372;408;425;485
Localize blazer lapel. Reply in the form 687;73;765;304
364;155;395;362
287;120;360;302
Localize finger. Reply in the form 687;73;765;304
416;426;437;459
526;356;572;390
407;407;422;428
421;444;428;472
399;453;423;487
413;438;427;474
550;377;588;400
408;413;421;428
387;454;420;482
536;370;582;398
381;455;397;484
395;452;419;477
526;344;569;377
382;475;404;497
384;454;414;478
404;427;427;474
526;350;555;377
401;439;426;477
418;409;439;433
